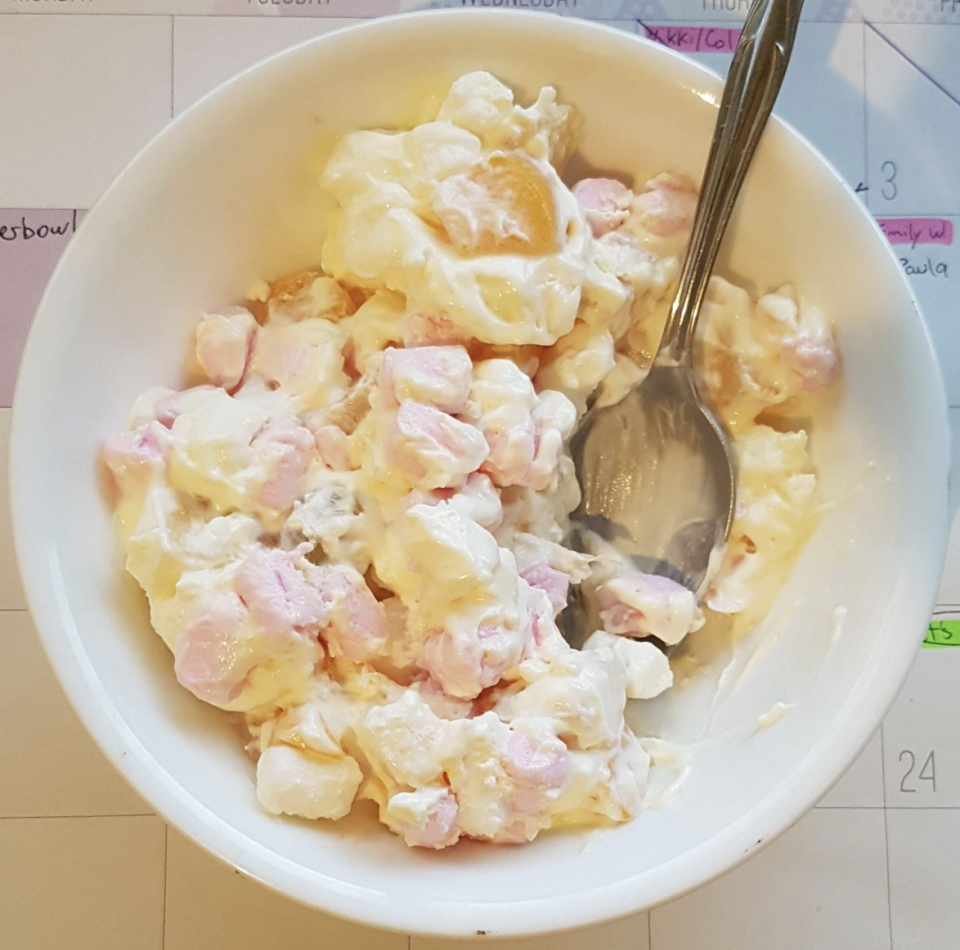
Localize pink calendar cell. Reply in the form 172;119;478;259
0;209;84;408
877;217;954;248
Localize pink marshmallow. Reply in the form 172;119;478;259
395;790;460;850
492;820;530;845
599;600;647;637
502;729;571;827
520;563;570;616
387;401;488;489
782;334;841;394
313;564;388;662
482;427;564;492
480;422;537;488
598;571;695;643
195;307;257;391
632;172;698;238
235;548;327;636
421;623;512;700
522;428;566;492
529;607;545;647
379;345;473;413
174;596;250;706
572;178;633;237
255;424;315;510
102;424;166;488
504;730;570;792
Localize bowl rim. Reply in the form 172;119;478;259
9;8;952;939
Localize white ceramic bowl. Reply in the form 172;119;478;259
10;10;950;939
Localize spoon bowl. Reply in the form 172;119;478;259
570;363;735;596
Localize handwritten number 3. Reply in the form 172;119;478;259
881;161;898;201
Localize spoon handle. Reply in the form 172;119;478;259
656;0;804;367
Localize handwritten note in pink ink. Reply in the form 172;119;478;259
877;218;954;248
642;24;742;54
0;209;84;407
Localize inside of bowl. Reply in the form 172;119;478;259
13;13;948;936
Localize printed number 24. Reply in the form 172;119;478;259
881;161;898;201
900;750;936;793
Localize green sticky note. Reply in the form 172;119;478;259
924;619;960;648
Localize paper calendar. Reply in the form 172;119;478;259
1;4;958;947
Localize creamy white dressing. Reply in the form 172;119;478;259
756;701;796;732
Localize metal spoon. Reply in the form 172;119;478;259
567;0;804;610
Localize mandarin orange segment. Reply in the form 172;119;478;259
438;152;559;257
247;272;318;323
476;154;558;255
269;270;321;303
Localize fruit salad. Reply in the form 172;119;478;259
103;72;839;848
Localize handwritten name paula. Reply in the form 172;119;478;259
0;211;78;243
899;255;949;279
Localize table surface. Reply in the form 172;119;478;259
2;2;959;948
